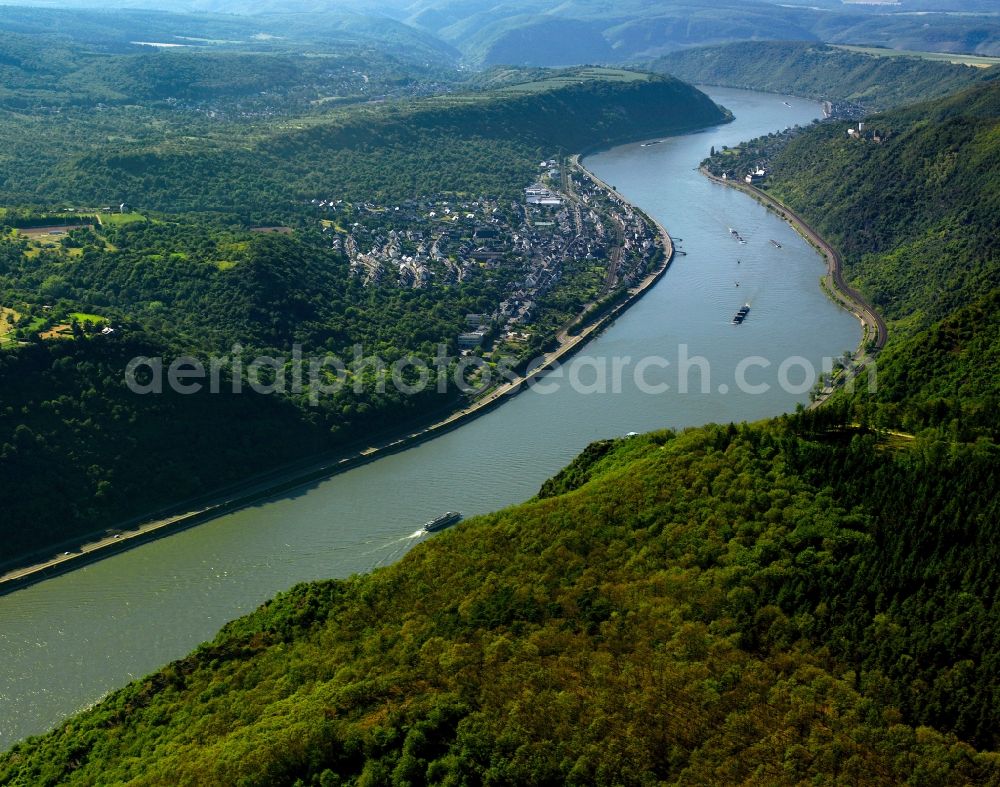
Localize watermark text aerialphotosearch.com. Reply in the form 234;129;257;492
125;343;875;404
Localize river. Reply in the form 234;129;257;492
0;87;859;750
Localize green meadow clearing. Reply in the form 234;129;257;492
833;44;1000;68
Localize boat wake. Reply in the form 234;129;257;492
361;527;432;568
370;539;415;568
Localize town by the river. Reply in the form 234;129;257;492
0;87;859;750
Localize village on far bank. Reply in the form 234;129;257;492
312;156;662;360
0;156;663;363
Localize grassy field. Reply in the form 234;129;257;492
97;212;147;226
215;241;249;267
20;235;87;259
15;223;93;259
320;219;349;233
833;45;1000;68
8;307;45;340
36;312;105;341
23;241;58;259
500;67;652;93
69;311;107;326
0;306;19;348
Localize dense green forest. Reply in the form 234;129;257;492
0;71;726;567
0;44;724;217
652;41;997;111
843;289;1000;441
5;51;1000;784
0;28;458;224
3;420;1000;784
764;81;1000;314
2;71;724;214
0;225;495;559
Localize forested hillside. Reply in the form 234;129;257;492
847;290;1000;440
766;81;1000;313
395;0;1000;65
8;72;725;214
4;0;1000;67
652;41;996;111
7;59;999;786
3;420;999;784
0;45;448;110
0;228;485;560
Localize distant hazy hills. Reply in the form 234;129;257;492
0;5;460;62
653;41;997;111
400;0;1000;65
3;0;1000;67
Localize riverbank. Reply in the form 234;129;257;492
700;168;886;404
0;159;675;598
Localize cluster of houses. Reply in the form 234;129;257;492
325;197;504;288
569;166;659;288
823;99;868;121
314;157;662;353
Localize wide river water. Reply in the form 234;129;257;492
0;87;859;749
